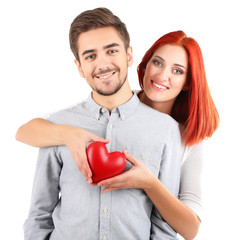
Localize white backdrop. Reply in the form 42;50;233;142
1;0;241;239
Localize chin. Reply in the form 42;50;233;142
146;91;161;102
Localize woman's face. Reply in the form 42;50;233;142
143;44;188;109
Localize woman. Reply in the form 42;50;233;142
16;30;219;239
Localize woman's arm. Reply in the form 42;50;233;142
98;150;200;240
16;118;69;147
15;118;109;182
145;177;200;240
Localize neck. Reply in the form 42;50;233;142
139;91;174;115
92;80;133;112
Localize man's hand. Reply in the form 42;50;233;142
64;126;109;183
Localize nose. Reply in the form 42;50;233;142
156;66;170;82
96;53;112;72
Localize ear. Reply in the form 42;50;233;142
74;59;84;78
127;46;133;67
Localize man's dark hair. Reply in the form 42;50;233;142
69;7;130;62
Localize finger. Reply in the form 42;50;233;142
79;145;92;176
98;172;129;187
90;133;110;144
123;149;139;165
101;187;119;194
98;176;121;187
71;151;82;171
90;182;98;187
72;153;91;183
71;145;92;182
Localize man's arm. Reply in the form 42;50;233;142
23;146;62;240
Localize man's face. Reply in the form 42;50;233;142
75;26;133;96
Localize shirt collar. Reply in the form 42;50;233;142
117;92;140;120
85;92;140;120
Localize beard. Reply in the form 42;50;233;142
93;67;128;96
95;75;127;96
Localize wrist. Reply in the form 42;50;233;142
143;172;159;191
60;124;74;145
144;174;162;193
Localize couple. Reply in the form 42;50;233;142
17;7;219;240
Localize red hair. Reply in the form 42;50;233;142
137;31;219;145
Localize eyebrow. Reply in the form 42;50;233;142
82;43;120;56
154;55;187;70
103;43;120;49
82;49;96;56
174;63;187;70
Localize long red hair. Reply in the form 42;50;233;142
137;31;219;145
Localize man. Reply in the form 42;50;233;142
24;8;182;239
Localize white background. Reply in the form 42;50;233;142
1;0;242;239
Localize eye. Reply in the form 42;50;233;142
152;59;162;67
173;68;183;74
108;49;118;54
86;54;96;61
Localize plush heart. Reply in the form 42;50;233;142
86;141;126;183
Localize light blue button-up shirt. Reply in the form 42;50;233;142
24;93;182;240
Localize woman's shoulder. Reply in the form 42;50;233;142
181;139;205;166
180;124;205;153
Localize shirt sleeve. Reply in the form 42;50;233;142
150;125;182;239
179;141;204;221
23;147;62;240
40;102;83;120
41;112;54;120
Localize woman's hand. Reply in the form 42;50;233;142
63;125;109;183
97;150;156;193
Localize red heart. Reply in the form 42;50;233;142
86;141;126;183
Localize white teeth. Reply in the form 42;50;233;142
152;81;167;89
97;72;114;79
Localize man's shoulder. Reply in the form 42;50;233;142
134;102;181;145
138;101;179;127
47;100;88;124
133;89;178;126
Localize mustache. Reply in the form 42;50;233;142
93;67;119;78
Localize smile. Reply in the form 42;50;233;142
96;71;116;79
151;81;168;90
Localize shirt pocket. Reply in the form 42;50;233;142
126;145;164;177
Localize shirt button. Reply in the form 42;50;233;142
109;124;113;129
141;154;146;159
103;237;107;240
103;208;108;213
101;108;106;113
